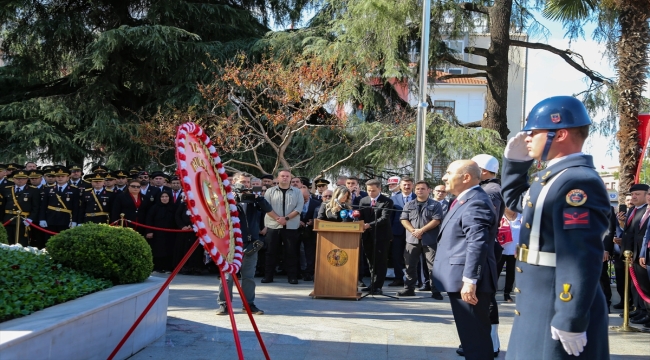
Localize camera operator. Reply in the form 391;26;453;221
217;172;273;316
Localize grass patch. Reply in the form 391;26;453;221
0;244;113;323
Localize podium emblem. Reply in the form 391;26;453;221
327;249;348;267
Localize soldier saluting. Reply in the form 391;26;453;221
80;173;113;224
501;96;610;359
39;166;80;244
2;169;40;246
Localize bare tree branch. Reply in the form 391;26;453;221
509;39;608;83
464;46;490;58
223;159;265;174
462;120;483;128
440;54;495;72
460;2;489;14
318;131;386;175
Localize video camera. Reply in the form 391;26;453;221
233;183;263;203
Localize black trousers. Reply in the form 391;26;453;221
363;234;390;289
404;242;439;293
391;233;406;280
496;254;516;294
448;292;493;360
5;225;29;246
264;228;299;280
298;227;317;275
613;255;627;302
599;260;613;305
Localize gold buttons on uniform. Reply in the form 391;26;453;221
534;177;539;182
516;267;522;273
514;287;520;293
515;310;520;316
525;223;530;229
541;182;546;186
527;202;533;207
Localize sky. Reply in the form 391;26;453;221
523;13;648;169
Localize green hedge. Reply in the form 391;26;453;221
0;225;7;244
1;245;112;322
47;224;153;285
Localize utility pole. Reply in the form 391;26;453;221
414;0;430;181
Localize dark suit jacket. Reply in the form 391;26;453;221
299;198;322;237
111;192;152;226
432;186;498;293
351;191;368;207
358;194;394;241
621;204;648;259
603;207;617;255
390;192;415;236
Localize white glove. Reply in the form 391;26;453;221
504;132;532;161
39;220;48;228
551;326;587;356
24;219;33;227
70;222;77;228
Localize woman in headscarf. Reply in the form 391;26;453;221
317;186;353;222
145;192;176;272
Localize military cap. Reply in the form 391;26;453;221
299;176;311;187
28;170;43;179
91;165;109;174
10;170;29;179
53;166;71;176
113;170;129;178
629;184;649;192
170;176;180;182
314;178;330;186
0;164;6;171
138;170;150;177
68;164;83;172
130;165;144;175
260;174;274;180
42;165;56;176
7;163;22;171
104;172;116;181
150;171;166;179
84;173;105;182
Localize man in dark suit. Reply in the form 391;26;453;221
346;176;367;207
137;171;161;204
298;187;322;281
432;160;497;360
389;176;415;287
432;184;449;217
358;179;394;294
614;184;649;322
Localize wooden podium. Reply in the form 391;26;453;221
310;219;365;300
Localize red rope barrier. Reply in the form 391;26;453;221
24;221;60;235
629;264;650;303
125;220;194;233
107;239;201;360
233;275;270;359
219;265;245;360
2;217;15;227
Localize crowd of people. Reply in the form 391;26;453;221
3;96;650;359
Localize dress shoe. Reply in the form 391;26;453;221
288;278;299;284
261;278;273;283
361;287;371;292
630;315;650;324
358;280;367;288
418;284;431;292
397;288;416;296
388;279;404;287
455;345;499;357
431;292;444;300
644;322;650;329
370;288;383;295
504;293;513;302
303;274;314;281
612;302;625;310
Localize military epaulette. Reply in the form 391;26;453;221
84;188;92;192
29;185;38;189
4;185;12;189
105;188;113;192
70;184;78;188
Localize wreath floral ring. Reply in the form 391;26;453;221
175;122;243;274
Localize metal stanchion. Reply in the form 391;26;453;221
611;250;641;332
120;213;125;227
14;213;21;245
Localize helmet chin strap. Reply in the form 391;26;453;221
541;131;556;162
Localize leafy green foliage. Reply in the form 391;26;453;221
47;224;153;285
0;246;112;323
0;225;7;244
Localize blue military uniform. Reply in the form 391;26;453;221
501;96;610;359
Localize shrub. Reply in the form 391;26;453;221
1;244;112;322
0;225;7;244
47;224;153;285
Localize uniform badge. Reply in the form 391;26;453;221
563;208;590;229
559;283;572;302
565;189;587;206
150;196;154;202
23;197;28;202
551;113;561;123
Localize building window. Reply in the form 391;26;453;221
434;100;456;115
444;40;464;55
447;68;463;75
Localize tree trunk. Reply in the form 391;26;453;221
616;1;650;200
482;0;512;140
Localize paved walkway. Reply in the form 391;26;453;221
130;274;649;360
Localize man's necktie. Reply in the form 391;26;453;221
640;208;650;229
371;199;376;207
174;191;178;201
450;199;458;210
627;207;637;227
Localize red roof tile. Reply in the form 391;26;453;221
429;71;487;85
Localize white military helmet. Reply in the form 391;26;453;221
471;154;499;174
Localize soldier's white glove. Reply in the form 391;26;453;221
39;220;48;228
70;222;77;228
24;219;33;227
504;132;532;161
551;326;587;356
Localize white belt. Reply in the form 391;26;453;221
523;168;568;267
